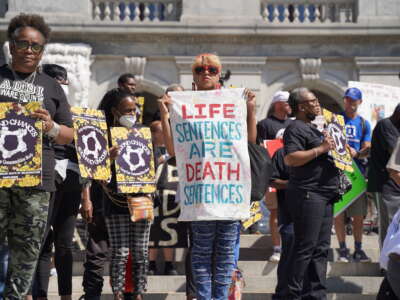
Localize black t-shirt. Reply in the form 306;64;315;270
271;148;289;204
0;65;73;192
283;120;339;192
256;116;293;143
368;118;400;193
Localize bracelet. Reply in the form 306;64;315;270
314;148;318;159
46;121;60;139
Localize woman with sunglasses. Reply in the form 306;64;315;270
283;88;338;300
0;14;73;299
159;53;257;300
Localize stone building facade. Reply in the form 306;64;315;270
0;0;399;122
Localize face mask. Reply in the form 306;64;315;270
61;85;69;96
119;115;137;128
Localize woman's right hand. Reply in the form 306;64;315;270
319;132;335;153
158;94;172;120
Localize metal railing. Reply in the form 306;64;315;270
261;0;357;23
91;0;181;22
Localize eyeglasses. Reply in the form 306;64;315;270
302;98;319;105
13;40;44;54
194;65;220;75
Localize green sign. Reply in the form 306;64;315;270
334;161;367;217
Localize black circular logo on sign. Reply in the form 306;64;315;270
0;111;38;166
76;125;108;167
118;139;151;177
327;122;347;156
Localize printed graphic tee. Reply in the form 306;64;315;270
283;120;339;192
342;113;372;173
0;65;73;192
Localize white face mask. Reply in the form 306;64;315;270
119;115;137;128
61;85;69;96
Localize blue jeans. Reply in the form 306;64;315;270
191;220;239;300
0;244;9;300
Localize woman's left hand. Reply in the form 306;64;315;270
109;145;120;161
31;108;54;133
244;88;256;114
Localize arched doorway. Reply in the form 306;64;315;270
136;79;165;125
284;79;345;114
312;90;343;114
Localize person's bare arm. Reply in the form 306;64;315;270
158;94;175;157
389;169;400;186
284;133;335;167
356;141;371;159
271;179;288;190
245;89;257;143
32;108;74;145
80;185;93;223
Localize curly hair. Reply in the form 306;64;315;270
7;14;51;43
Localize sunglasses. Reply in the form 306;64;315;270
194;65;220;75
13;40;44;54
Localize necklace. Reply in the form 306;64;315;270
9;65;37;84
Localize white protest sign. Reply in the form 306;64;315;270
348;81;400;129
169;88;251;221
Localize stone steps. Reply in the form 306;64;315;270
48;275;383;294
71;261;381;277
48;234;383;299
48;293;378;300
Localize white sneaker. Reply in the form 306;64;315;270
50;268;57;277
269;251;281;262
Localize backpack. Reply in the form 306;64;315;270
248;142;273;202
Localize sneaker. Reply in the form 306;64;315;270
148;262;157;275
353;249;371;262
269;251;281;262
50;267;57;277
338;248;350;262
164;264;179;275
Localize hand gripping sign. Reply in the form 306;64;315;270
169;88;251;221
111;126;156;194
71;107;111;181
0;102;42;187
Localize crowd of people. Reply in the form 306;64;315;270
0;12;400;300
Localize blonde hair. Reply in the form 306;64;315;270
191;53;222;74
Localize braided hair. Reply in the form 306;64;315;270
98;88;134;127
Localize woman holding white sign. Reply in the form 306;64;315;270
159;53;257;300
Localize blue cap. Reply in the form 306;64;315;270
344;87;362;101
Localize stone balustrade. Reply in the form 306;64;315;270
261;0;357;23
91;0;181;22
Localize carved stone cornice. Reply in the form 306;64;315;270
355;57;400;75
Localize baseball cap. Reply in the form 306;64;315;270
344;87;362;101
271;91;290;105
